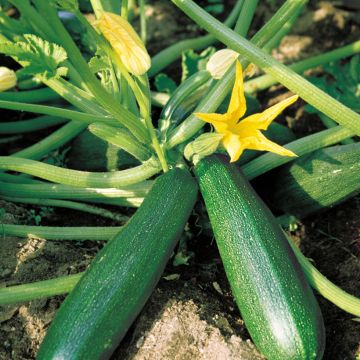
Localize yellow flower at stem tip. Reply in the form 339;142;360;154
195;60;298;162
97;12;151;76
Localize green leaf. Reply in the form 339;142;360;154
306;55;360;114
0;34;68;80
181;47;215;82
154;73;177;94
88;49;113;91
51;0;79;11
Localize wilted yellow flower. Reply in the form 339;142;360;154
195;60;298;162
206;49;239;79
0;67;16;92
97;12;151;76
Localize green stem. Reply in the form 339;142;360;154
0;273;84;305
233;0;258;35
149;0;244;77
138;0;146;44
121;0;129;18
285;233;360;318
0;135;21;144
245;40;360;94
10;122;87;161
242;126;354;180
0;181;152;200
0;88;60;103
0;100;120;126
171;0;360;135
0;223;120;241
0;116;67;135
167;0;306;148
89;123;152;162
1;196;128;222
318;114;355;145
45;78;107;116
0;156;161;187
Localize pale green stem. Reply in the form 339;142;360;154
0;273;84;305
138;0;146;44
0;181;152;200
1;196;128;222
0;100;120;127
0;116;67;135
285;232;360;318
89;123;152;161
242;126;355;180
0;156;161;188
0;224;120;241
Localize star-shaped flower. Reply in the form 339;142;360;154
195;60;298;162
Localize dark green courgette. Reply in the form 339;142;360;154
266;143;360;218
37;168;198;360
195;155;325;360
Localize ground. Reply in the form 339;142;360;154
0;1;359;359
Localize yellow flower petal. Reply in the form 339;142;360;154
227;60;246;120
98;12;151;76
246;131;297;157
194;112;230;133
222;133;246;162
240;95;299;131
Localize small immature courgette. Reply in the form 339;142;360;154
195;155;325;360
37;168;198;360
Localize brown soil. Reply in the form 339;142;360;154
1;1;359;359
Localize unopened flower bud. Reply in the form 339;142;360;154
206;49;239;79
98;12;151;76
0;67;16;92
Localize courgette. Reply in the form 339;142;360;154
195;155;325;360
37;167;198;360
266;143;360;218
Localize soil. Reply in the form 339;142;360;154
0;1;359;359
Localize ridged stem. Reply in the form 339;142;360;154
0;87;59;103
171;0;360;135
1;197;128;222
0;116;67;135
0;273;84;306
0;224;120;241
0;156;161;188
0;181;152;199
0;100;120;127
89;123;152;162
11;122;86;161
242;126;354;180
285;233;360;317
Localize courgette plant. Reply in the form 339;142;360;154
0;0;359;359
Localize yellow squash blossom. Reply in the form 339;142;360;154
195;60;298;162
97;12;151;76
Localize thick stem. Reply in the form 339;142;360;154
0;156;161;188
242;126;354;180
